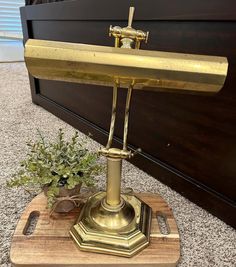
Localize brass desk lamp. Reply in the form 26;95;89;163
24;7;228;258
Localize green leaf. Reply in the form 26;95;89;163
7;129;105;208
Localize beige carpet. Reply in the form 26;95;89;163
0;62;235;266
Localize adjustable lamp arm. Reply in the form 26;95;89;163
102;7;145;159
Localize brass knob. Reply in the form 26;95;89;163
109;25;122;38
136;30;149;43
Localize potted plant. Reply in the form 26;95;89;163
7;129;103;212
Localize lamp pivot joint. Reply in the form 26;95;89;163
109;7;149;49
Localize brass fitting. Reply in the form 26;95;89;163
99;147;141;159
99;147;132;159
109;25;148;43
109;7;149;49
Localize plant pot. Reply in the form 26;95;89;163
44;183;82;213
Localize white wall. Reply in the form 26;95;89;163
0;0;25;62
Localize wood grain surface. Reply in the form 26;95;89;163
10;193;180;267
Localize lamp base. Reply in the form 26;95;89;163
70;191;152;257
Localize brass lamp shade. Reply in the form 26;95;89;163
25;39;228;93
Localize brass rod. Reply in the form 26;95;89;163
106;83;118;149
115;37;120;48
128;7;135;28
123;84;133;151
135;41;141;50
106;27;120;149
106;157;122;206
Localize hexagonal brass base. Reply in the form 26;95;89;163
70;192;152;257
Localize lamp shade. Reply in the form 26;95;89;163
25;39;228;93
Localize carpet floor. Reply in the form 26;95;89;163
0;62;235;266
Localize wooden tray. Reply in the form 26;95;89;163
10;192;180;266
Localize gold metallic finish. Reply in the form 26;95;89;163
106;26;119;150
106;157;122;207
115;37;119;48
70;192;152;257
101;196;125;212
120;37;133;49
109;7;149;50
123;84;133;150
24;6;228;258
99;147;132;159
25;39;228;93
128;6;135;27
135;40;141;50
106;83;118;149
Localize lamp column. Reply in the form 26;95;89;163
106;157;122;207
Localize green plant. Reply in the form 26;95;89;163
7;129;103;207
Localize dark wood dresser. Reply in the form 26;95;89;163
21;0;236;228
